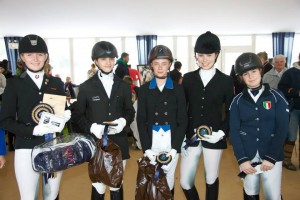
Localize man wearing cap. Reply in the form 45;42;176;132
72;41;134;200
180;31;234;200
0;34;70;200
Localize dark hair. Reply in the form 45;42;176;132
121;52;129;59
0;60;8;71
174;61;182;69
123;75;133;85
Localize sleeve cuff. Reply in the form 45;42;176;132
237;157;250;165
263;155;277;165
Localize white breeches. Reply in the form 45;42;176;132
15;149;62;200
180;142;222;189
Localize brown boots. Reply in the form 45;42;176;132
283;141;297;171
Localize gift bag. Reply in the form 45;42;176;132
88;125;123;188
135;157;172;200
32;133;96;173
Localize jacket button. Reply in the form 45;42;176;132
165;122;168;125
164;102;167;105
108;113;111;115
256;118;259;121
155;122;158;125
155;112;158;116
257;138;259;141
164;112;168;115
39;92;42;95
257;128;260;131
202;97;205;100
255;107;258;110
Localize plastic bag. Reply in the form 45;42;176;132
88;126;123;188
32;133;96;173
135;157;172;200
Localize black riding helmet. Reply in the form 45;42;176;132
91;41;118;60
19;34;48;54
194;31;221;54
235;52;263;76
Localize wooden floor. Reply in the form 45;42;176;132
0;138;300;200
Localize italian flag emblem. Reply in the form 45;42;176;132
263;101;271;110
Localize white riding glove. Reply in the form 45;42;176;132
90;123;105;139
201;130;225;144
108;118;126;135
63;110;71;122
33;125;55;136
161;149;177;171
144;149;158;165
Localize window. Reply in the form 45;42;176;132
157;37;173;53
0;38;7;60
72;38;96;84
176;37;189;75
255;35;272;59
291;33;300;67
46;39;71;81
124;37;138;71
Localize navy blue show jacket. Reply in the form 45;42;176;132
229;84;289;165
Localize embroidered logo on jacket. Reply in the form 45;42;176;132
263;101;271;110
92;96;100;101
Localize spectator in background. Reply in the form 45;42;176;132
278;57;300;171
263;54;287;89
64;76;77;99
0;70;6;158
115;52;129;79
44;63;53;76
0;61;14;151
88;63;97;79
15;58;25;76
230;64;244;95
123;75;141;150
128;65;140;86
257;51;273;75
170;61;183;84
0;128;6;169
0;60;13;79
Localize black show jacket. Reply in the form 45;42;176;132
71;74;135;159
182;69;234;149
137;77;188;152
0;72;65;149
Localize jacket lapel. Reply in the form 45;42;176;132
91;74;109;99
20;71;39;91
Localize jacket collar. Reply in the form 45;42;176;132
149;76;173;90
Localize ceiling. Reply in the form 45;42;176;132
1;0;300;38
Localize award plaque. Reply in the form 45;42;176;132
196;125;212;139
31;103;55;124
156;152;172;165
